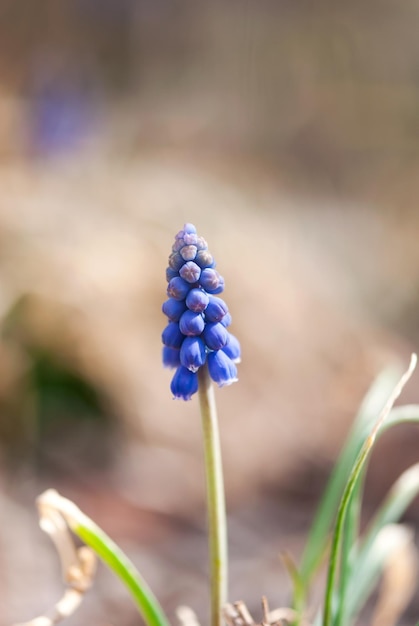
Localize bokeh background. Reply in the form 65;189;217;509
1;1;419;624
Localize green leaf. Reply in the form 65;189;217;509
298;364;404;586
38;490;170;626
322;355;416;626
333;478;363;626
346;524;414;622
386;404;419;430
344;463;419;623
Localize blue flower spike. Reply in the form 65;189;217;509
162;223;241;399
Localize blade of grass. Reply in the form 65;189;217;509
386;404;419;429
37;490;171;626
324;404;419;626
333;476;363;626
298;364;404;587
344;463;419;622
297;390;419;625
322;354;416;626
358;463;419;566
346;524;414;623
323;435;373;626
281;551;306;613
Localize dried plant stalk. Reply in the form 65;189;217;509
176;605;201;626
11;493;97;626
223;600;313;626
371;528;417;626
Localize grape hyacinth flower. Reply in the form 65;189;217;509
162;223;241;401
162;223;240;626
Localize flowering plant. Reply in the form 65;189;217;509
11;225;419;626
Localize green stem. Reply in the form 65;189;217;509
198;364;228;626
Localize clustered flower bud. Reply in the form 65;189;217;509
162;223;241;400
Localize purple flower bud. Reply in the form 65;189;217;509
170;366;198;400
180;337;207;372
199;268;220;291
203;322;228;350
168;252;184;271
172;238;185;252
162;298;187;321
195;249;215;268
162;322;184;349
166;267;178;282
167;276;190;300
179;310;205;336
222;333;241;363
184;223;197;234
220;312;232;327
186;288;209;313
180;245;198;261
196;236;208;250
162;346;181;368
206;275;225;294
208;351;238;387
205;296;228;323
183;232;198;246
179;261;201;284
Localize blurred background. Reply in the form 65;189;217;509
1;1;419;624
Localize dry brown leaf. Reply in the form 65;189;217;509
11;492;97;626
